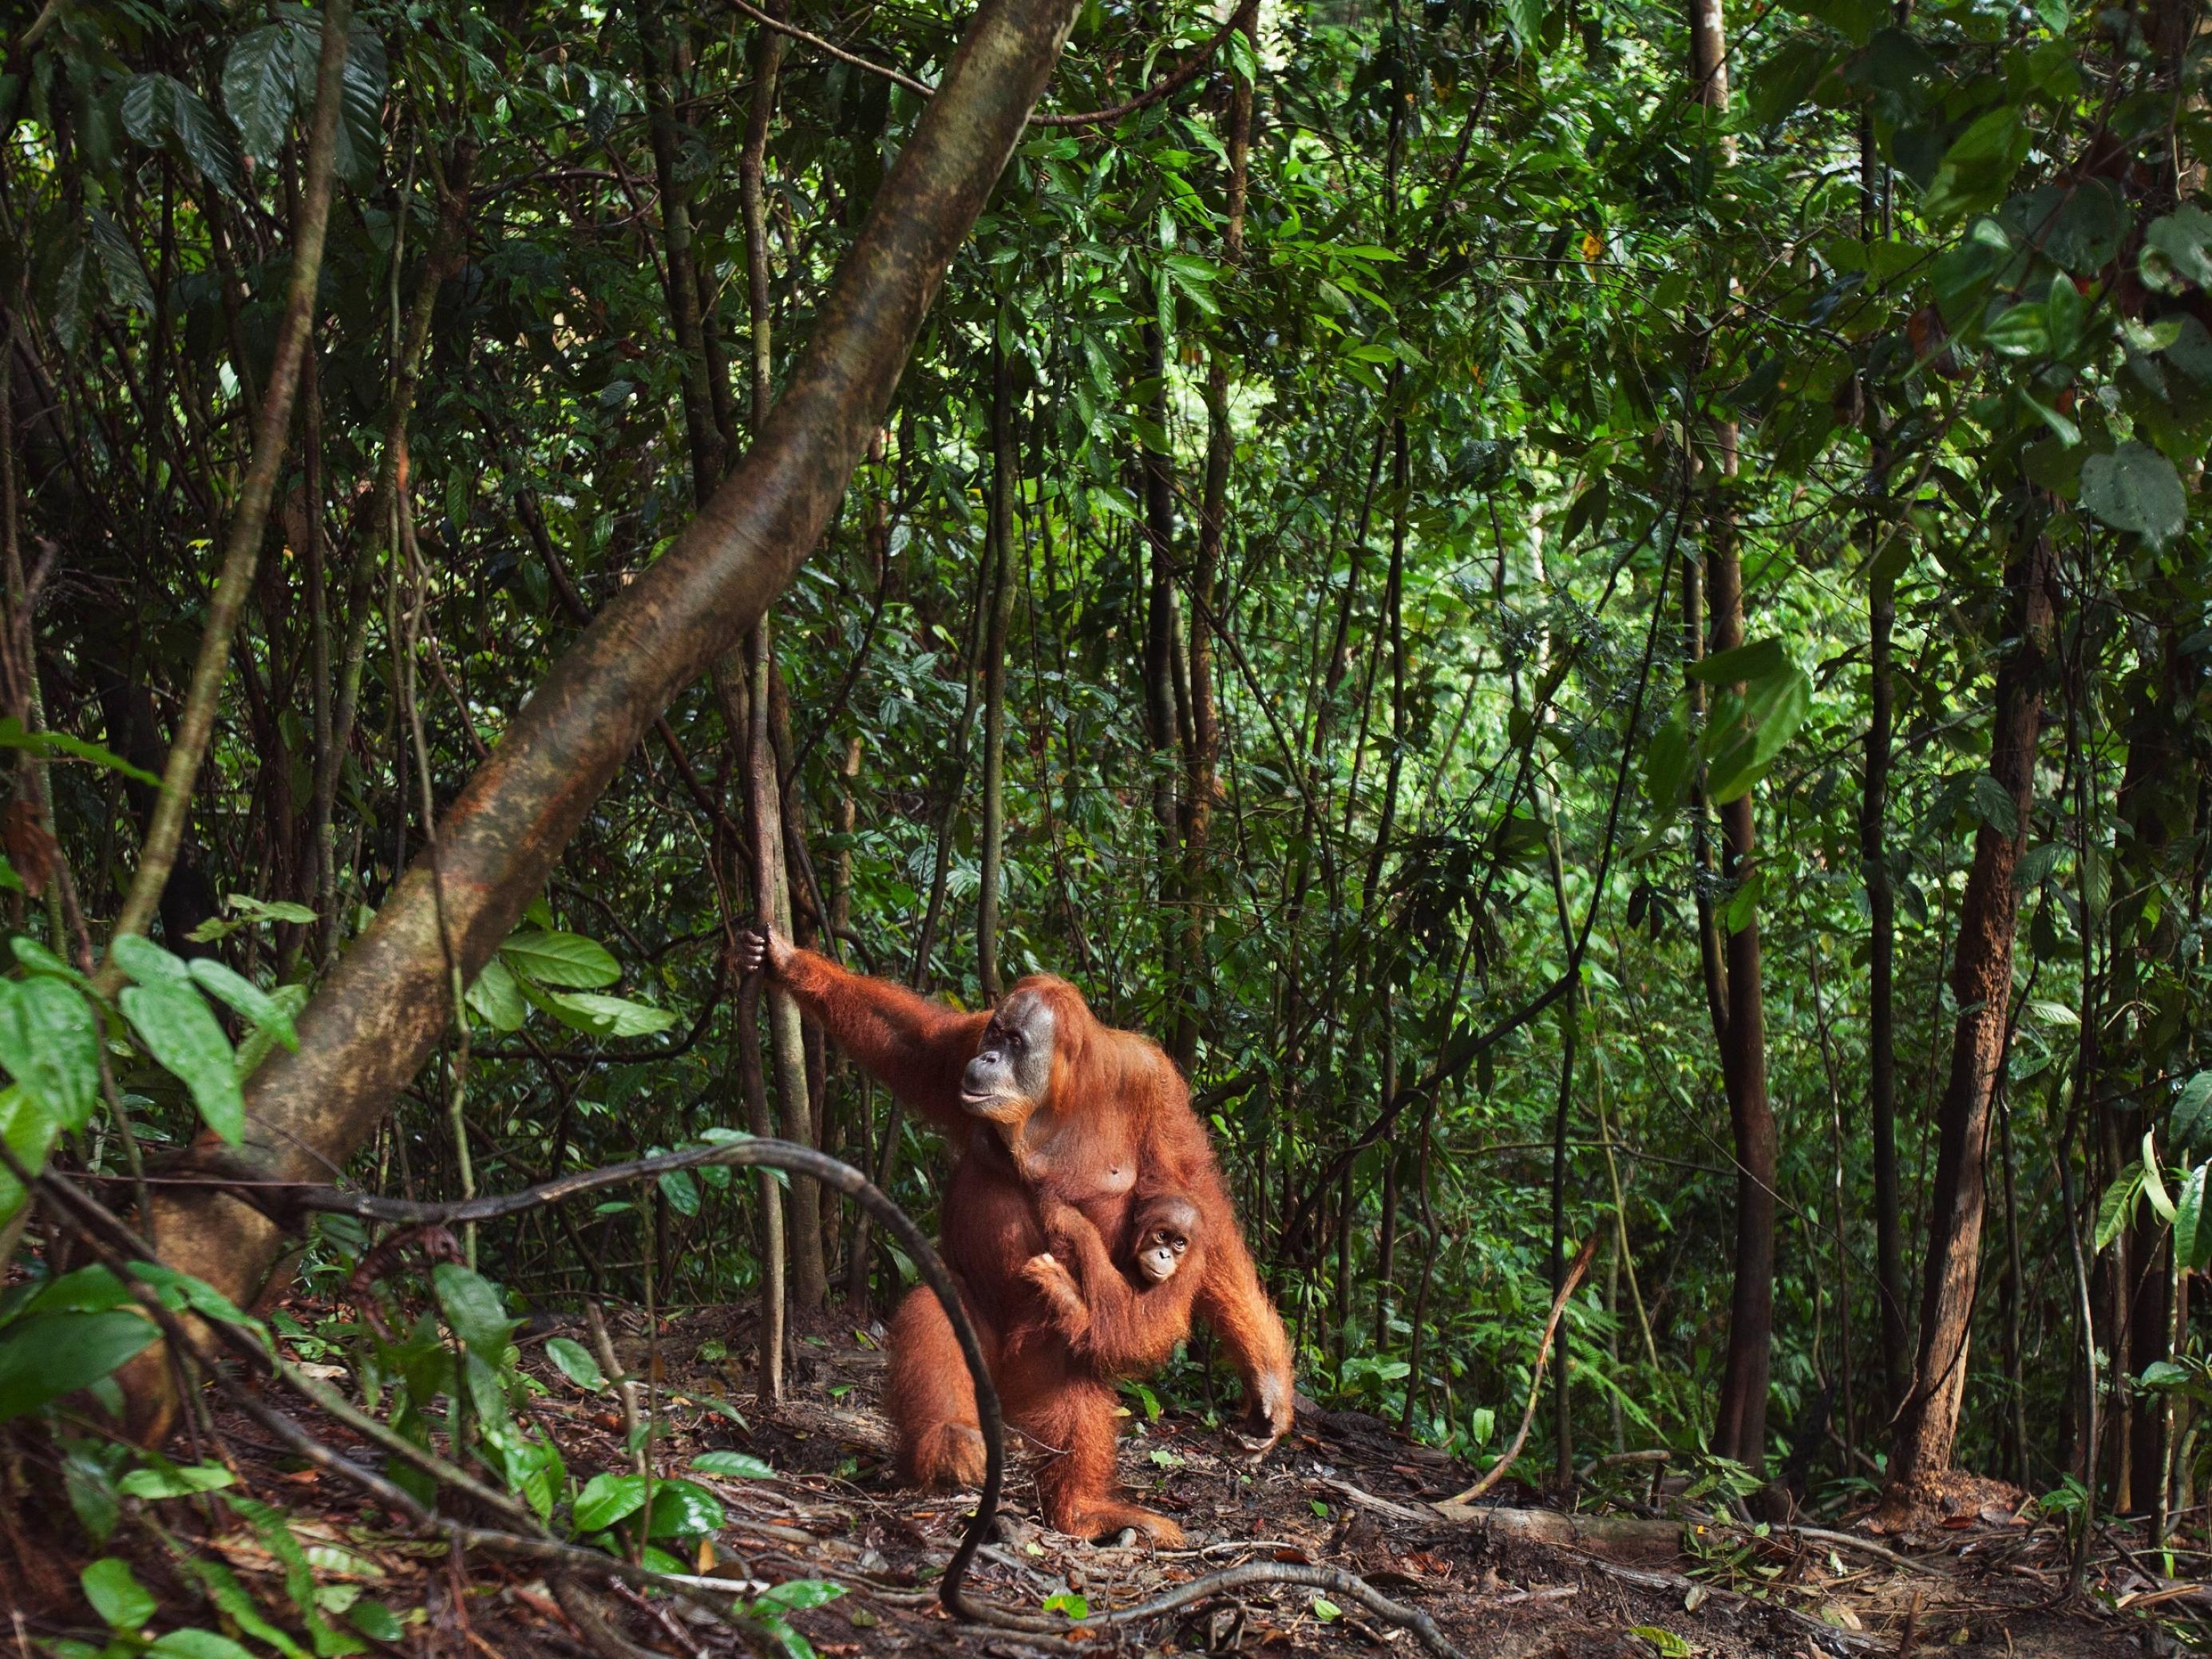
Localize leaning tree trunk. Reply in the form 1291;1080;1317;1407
123;0;1086;1438
1882;543;2055;1520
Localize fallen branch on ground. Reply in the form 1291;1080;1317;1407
94;1138;1470;1657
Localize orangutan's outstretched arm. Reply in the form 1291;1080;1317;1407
741;930;985;1130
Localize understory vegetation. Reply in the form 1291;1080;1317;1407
0;0;2209;1644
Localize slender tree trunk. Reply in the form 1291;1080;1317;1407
1858;101;1910;1423
1882;543;2055;1516
977;318;1020;1001
1684;0;1774;1483
1138;319;1181;955
1175;46;1253;1072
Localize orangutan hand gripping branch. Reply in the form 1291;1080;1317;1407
737;926;1293;1546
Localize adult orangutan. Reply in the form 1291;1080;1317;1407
737;928;1292;1545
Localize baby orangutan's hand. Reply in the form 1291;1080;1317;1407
1020;1252;1090;1340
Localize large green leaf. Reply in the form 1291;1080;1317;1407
2094;1167;2143;1252
499;929;621;988
81;1558;156;1632
2080;443;2186;551
0;1085;64;1227
187;959;300;1053
2173;1071;2212;1152
2176;1164;2210;1273
222;25;296;164
572;1471;649;1531
541;990;679;1039
430;1264;520;1353
0;976;99;1132
121;983;243;1146
646;1478;726;1538
0;1311;156;1422
118;74;241;197
465;956;528;1031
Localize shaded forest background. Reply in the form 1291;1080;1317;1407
2;0;2210;1623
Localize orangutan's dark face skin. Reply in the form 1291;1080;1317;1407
960;991;1056;1126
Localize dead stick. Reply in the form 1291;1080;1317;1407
1445;1233;1601;1506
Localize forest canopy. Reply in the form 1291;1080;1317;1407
0;0;2208;1645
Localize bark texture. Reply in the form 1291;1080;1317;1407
1882;544;2055;1515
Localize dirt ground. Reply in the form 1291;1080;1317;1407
2;1299;2190;1657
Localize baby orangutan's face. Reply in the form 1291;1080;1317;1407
1134;1226;1185;1284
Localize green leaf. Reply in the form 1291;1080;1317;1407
1705;668;1813;805
236;983;311;1079
1970;774;2020;839
0;1312;156;1422
81;1557;156;1631
647;1478;726;1538
119;75;242;197
1312;1597;1343;1621
118;1459;236;1499
188;959;299;1053
2144;1132;2177;1223
0;1085;64;1227
0;976;100;1131
1982;302;2048;358
2095;1167;2144;1253
756;1580;845;1612
429;1264;519;1352
1684;637;1786;686
121;982;243;1145
2143;205;2212;293
1042;1592;1090;1620
1644;710;1694;813
347;1599;405;1645
223;25;296;164
2080;443;2187;551
498;930;620;988
1628;1629;1693;1658
658;1167;700;1218
2171;1071;2212;1151
545;1336;605;1391
109;932;192;988
2176;1164;2210;1273
693;1450;775;1479
540;991;678;1039
465;956;528;1032
572;1471;649;1531
0;719;157;784
89;210;155;315
149;1629;256;1659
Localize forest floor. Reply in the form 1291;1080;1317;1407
6;1299;2190;1658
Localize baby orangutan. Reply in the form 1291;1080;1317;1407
1023;1191;1206;1370
1129;1193;1201;1287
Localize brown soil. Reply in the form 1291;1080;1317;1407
1;1301;2181;1658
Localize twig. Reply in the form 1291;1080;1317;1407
1444;1233;1601;1506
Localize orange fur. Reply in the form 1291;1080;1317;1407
774;950;1293;1540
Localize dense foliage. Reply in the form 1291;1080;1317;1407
1;0;2209;1622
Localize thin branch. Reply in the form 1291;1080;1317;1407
1443;1233;1601;1506
103;0;353;972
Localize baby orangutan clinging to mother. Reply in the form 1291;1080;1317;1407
738;925;1292;1546
1020;1192;1205;1366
